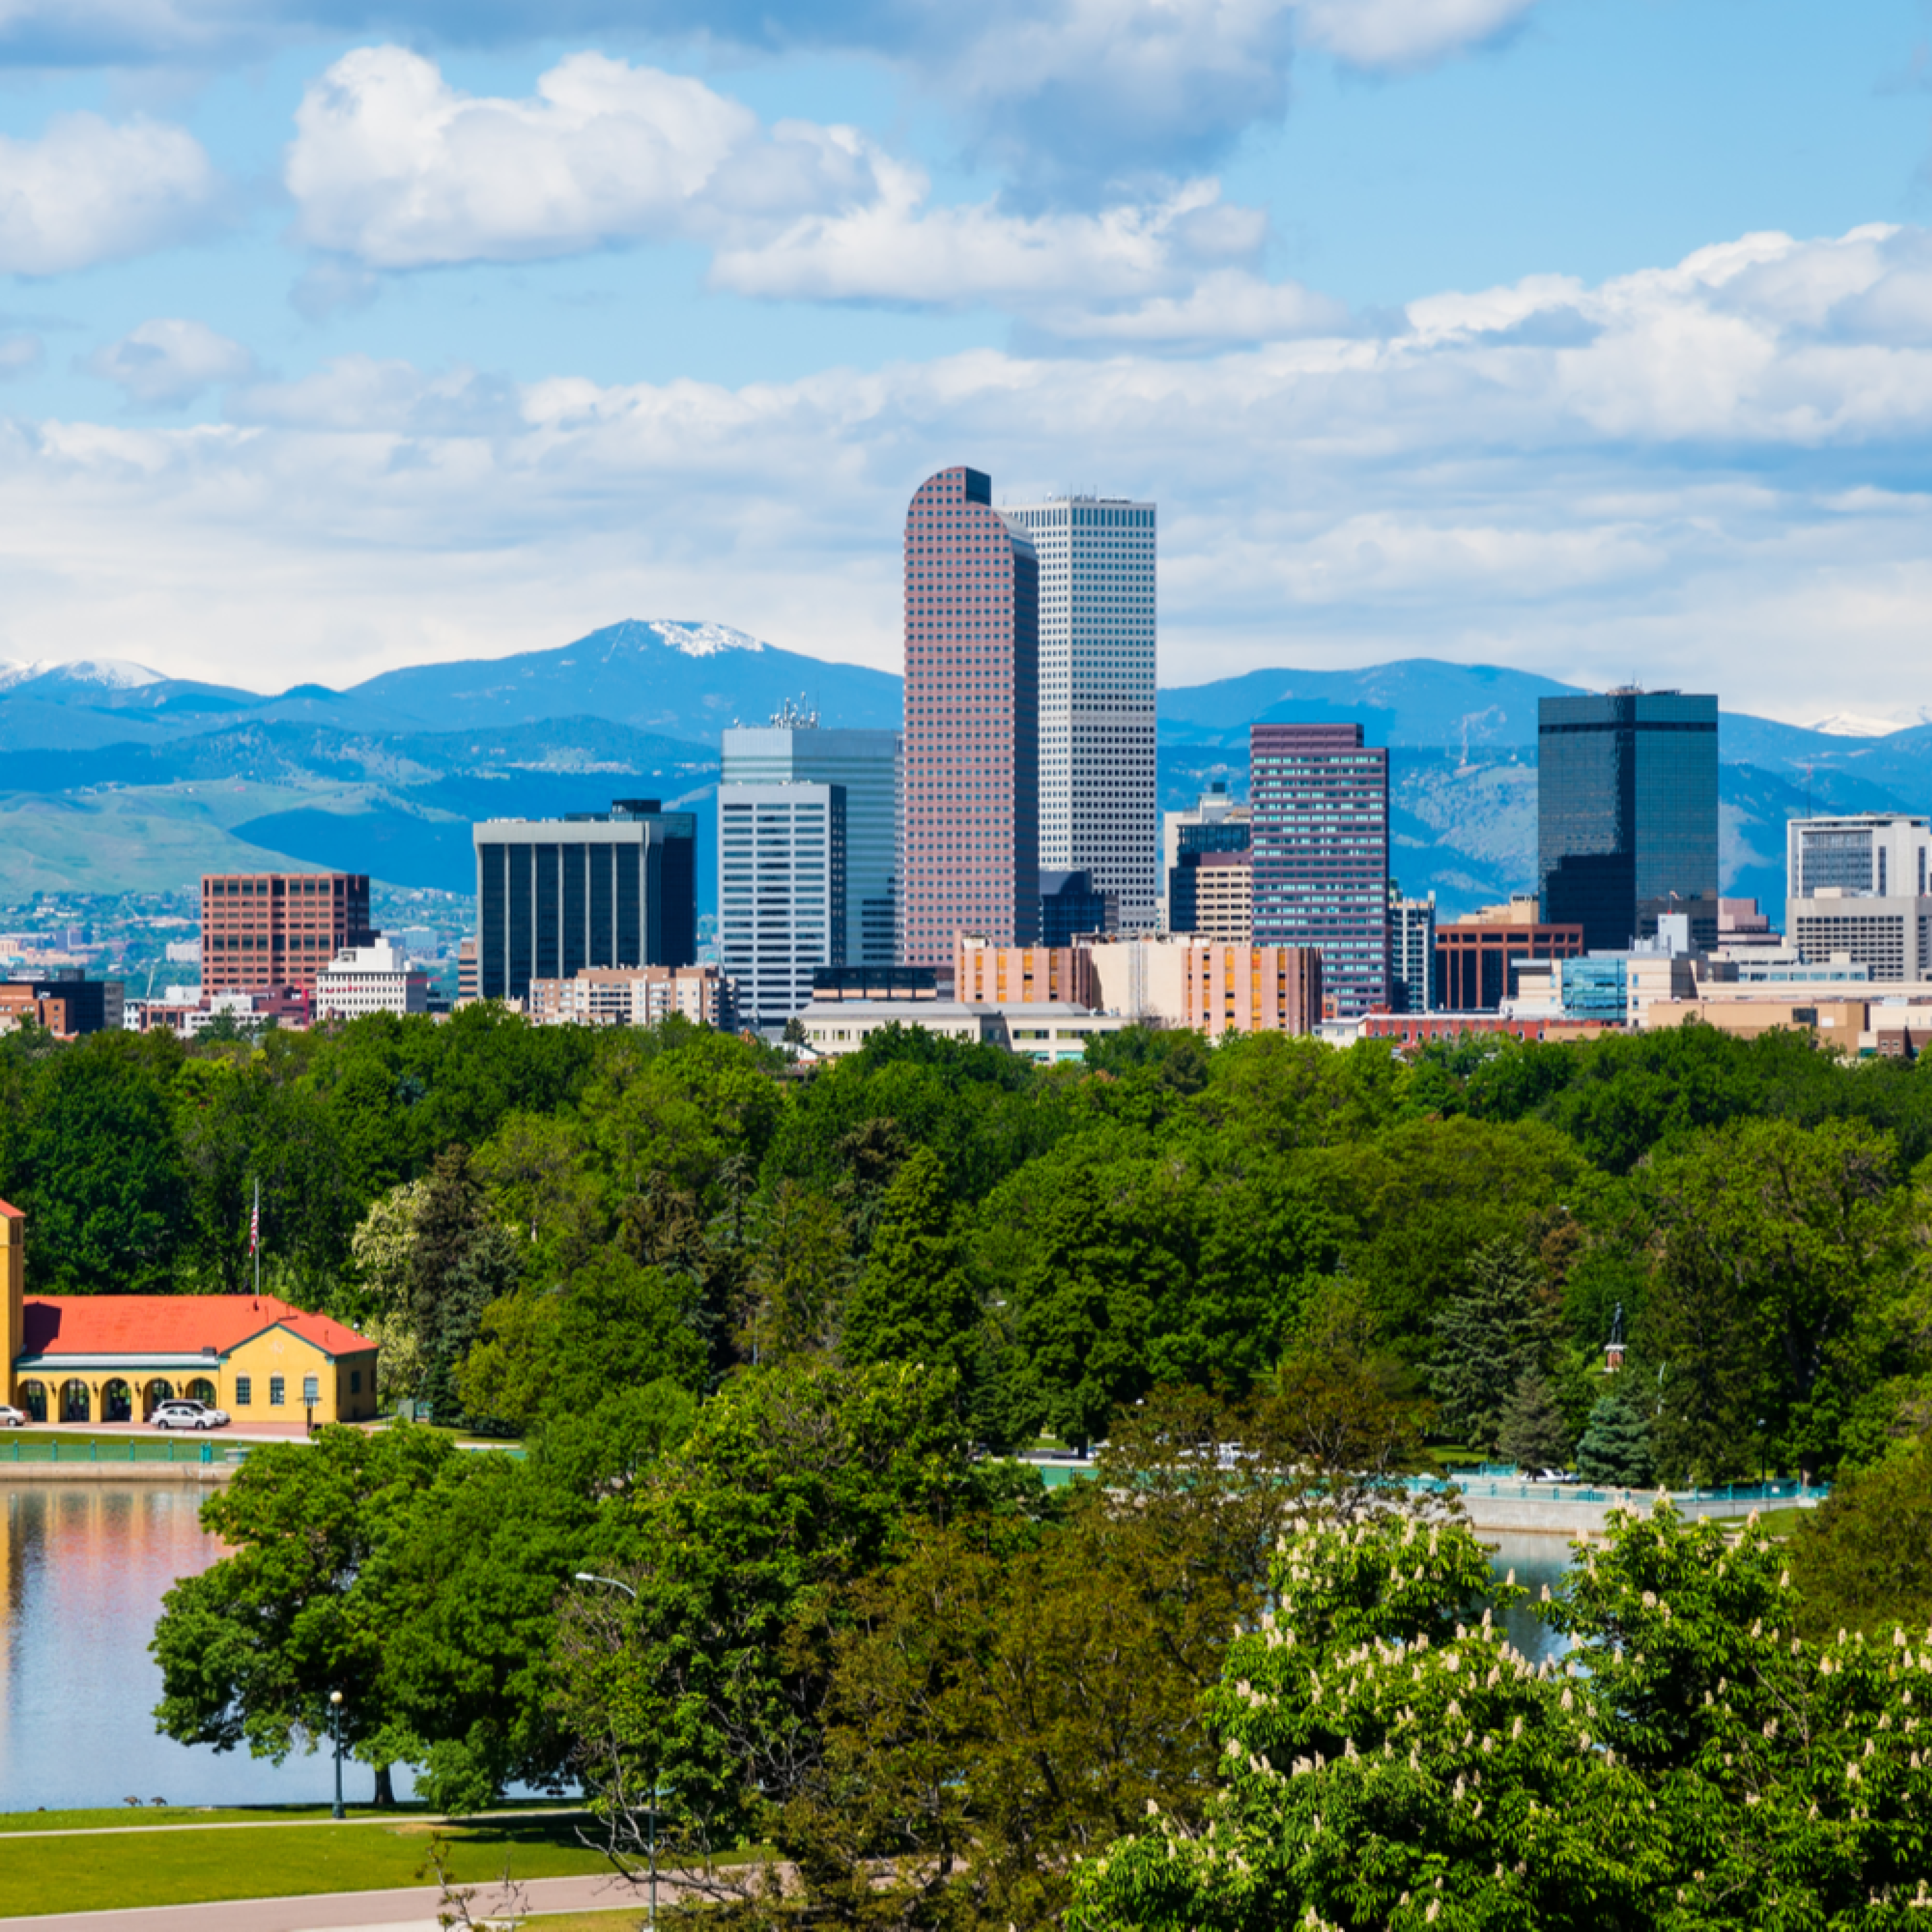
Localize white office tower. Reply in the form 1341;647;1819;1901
721;713;902;966
1786;814;1932;980
718;783;847;1029
1002;495;1157;931
1388;881;1437;1014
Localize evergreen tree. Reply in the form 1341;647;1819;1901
1497;1370;1574;1472
841;1147;977;1386
409;1146;523;1426
1574;1384;1656;1487
1428;1239;1549;1454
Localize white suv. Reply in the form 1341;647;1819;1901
150;1400;230;1430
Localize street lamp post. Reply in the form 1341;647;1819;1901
329;1689;345;1820
573;1572;656;1931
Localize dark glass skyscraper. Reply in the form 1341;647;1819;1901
472;798;696;1005
1250;722;1390;1015
1537;690;1718;952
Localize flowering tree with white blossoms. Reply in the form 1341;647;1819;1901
1071;1504;1932;1930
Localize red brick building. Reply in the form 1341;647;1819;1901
202;873;373;998
1434;918;1585;1011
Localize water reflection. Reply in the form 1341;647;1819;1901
1485;1530;1580;1669
0;1481;411;1813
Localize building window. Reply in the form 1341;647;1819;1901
234;1376;252;1406
303;1375;320;1406
350;1370;362;1394
270;1376;285;1406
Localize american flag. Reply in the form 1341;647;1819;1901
249;1196;259;1255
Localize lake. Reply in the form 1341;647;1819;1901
0;1481;1582;1815
0;1479;411;1813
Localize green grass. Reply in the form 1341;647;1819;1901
0;1813;613;1911
1710;1504;1815;1538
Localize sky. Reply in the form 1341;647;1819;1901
0;0;1930;726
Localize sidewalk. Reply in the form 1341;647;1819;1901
0;1870;661;1931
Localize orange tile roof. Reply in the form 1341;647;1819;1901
0;1198;21;1220
19;1295;373;1360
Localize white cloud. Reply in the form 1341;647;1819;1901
0;2;1547;196
711;170;1265;310
1023;268;1350;345
0;112;222;275
286;46;881;269
4;220;1932;727
287;46;1276;321
1290;0;1541;70
85;319;253;406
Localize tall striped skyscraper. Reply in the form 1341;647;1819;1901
1002;494;1157;930
899;465;1041;967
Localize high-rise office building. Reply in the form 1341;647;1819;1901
1002;493;1157;930
202;872;373;997
472;799;696;1006
900;465;1041;967
1786;814;1932;979
718;782;847;1029
1537;690;1719;953
1162;783;1252;931
720;714;900;965
1387;882;1437;1013
1249;724;1390;1016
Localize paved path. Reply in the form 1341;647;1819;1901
0;1870;671;1931
0;1807;583;1842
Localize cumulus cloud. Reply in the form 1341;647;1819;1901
85;319;254;406
0;112;223;275
286;46;1275;320
0;0;1549;204
286;46;881;269
4;219;1930;725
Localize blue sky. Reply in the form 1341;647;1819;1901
0;0;1929;725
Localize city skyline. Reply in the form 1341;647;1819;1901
0;7;1923;723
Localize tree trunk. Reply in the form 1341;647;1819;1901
373;1763;397;1809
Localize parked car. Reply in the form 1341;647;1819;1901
150;1400;230;1430
0;1404;26;1427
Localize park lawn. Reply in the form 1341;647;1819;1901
1712;1505;1813;1538
0;1813;612;1912
528;1914;654;1931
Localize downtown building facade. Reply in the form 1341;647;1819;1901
472;799;696;1006
201;872;373;998
1387;883;1437;1014
899;466;1041;967
720;718;901;968
1537;690;1719;952
1786;815;1932;980
1002;494;1157;932
1248;724;1390;1016
719;782;847;1030
1162;783;1251;932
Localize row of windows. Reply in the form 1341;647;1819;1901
230;1371;352;1406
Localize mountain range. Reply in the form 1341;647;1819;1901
0;622;1924;923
